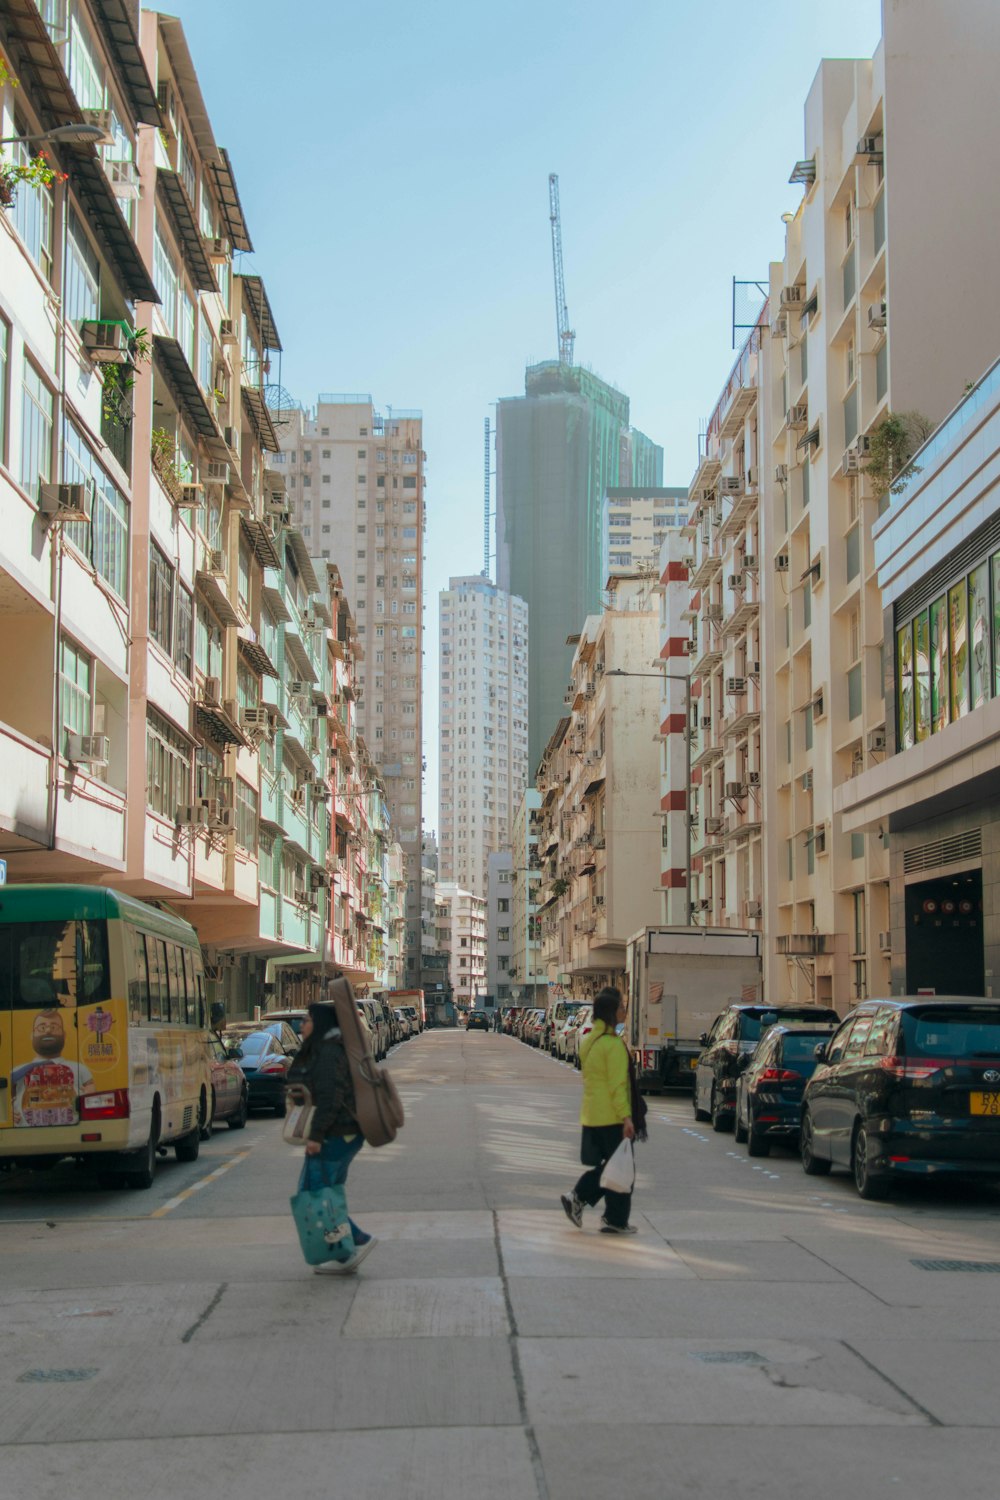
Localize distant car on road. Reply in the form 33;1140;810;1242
466;1011;490;1032
694;1003;840;1133
734;1023;838;1155
206;1037;249;1133
224;1029;295;1115
800;996;1000;1199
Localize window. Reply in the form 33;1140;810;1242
11;130;54;278
146;707;190;818
847;662;863;721
235;779;258;851
149;545;174;653
845;524;860;583
0;317;8;463
64;208;100;322
63;424;129;597
949;580;969;720
174;587;193;678
153;219;179;334
402;476;416;489
59;636;92;746
19;360;53;501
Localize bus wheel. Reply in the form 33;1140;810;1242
174;1126;201;1163
126;1110;159;1190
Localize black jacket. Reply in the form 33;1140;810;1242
287;1029;357;1142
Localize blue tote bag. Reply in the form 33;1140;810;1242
290;1155;356;1267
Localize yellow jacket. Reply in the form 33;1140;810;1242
579;1020;631;1126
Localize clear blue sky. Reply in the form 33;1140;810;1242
164;0;882;824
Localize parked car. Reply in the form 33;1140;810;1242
224;1029;296;1115
467;1011;490;1032
799;996;1000;1199
524;1010;546;1047
357;999;388;1059
694;1003;840;1132
553;1011;582;1059
734;1023;839;1155
393;1008;413;1040
565;1006;594;1068
206;1037;249;1132
400;1005;422;1034
262;1007;308;1038
224;1019;301;1056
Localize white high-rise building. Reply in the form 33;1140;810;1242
439;577;529;898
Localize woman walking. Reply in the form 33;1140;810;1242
561;987;638;1235
288;1001;378;1275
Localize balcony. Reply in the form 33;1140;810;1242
776;933;829;956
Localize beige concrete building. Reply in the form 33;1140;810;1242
601;487;687;579
436;881;486;1009
439;576;529;897
760;0;1000;1010
535;574;662;996
273;396;425;982
509;787;545;1002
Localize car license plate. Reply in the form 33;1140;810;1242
970;1092;1000;1116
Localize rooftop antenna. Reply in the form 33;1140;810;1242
548;173;575;366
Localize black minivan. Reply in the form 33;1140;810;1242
799;997;1000;1199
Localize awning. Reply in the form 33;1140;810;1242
209;148;253;253
153;336;220;442
241;384;280;453
195;699;246;749
195;567;240;627
284;628;318;685
238;273;283;351
94;0;161;126
156;169;217;291
261;571;291;624
1;0;81;128
239;514;281;571
158;16;221;166
582;777;606;799
287;529;319;593
68;148;160;304
238;630;278;679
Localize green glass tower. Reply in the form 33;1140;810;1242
496;361;663;775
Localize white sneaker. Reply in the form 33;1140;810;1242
313;1236;379;1275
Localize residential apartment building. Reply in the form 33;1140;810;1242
759;1;1000;1011
0;7;404;1019
684;318;767;935
510;786;545;1003
535;574;662;996
438;576;529;897
272;395;425;983
838;359;1000;998
436;881;486;1009
485;850;513;1003
601;487;688;579
496;361;663;773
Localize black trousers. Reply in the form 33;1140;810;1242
574;1123;632;1227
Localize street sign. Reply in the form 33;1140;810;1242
0;859;6;886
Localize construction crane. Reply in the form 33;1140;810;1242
548;173;575;366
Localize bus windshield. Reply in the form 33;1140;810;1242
0;921;111;1009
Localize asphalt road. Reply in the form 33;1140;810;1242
2;1029;999;1499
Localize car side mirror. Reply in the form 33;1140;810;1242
227;1045;243;1060
699;1032;709;1047
814;1043;827;1061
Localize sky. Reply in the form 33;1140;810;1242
162;0;883;826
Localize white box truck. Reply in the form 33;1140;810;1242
626;926;762;1090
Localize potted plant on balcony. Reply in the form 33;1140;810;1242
98;326;150;427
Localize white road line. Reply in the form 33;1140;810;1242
150;1149;253;1219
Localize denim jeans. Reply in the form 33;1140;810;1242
308;1134;368;1243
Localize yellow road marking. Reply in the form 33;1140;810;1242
150;1149;253;1218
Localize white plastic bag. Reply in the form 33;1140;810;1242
599;1137;635;1194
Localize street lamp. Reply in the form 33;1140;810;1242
0;123;111;148
605;666;693;926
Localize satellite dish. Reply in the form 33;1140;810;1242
265;384;298;428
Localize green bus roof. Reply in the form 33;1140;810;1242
0;885;201;946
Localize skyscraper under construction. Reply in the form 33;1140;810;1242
496;360;663;774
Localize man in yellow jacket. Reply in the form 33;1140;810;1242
561;987;637;1235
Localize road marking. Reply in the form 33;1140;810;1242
150;1149;253;1218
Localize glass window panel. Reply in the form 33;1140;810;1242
19;360;53;501
64;208;100;322
845;524;861;582
949;581;969;721
969;564;990;710
897;625;914;750
914;610;931;741
145;936;164;1022
149;545;174;652
0;317;8;463
847;662;863;721
931;595;949;733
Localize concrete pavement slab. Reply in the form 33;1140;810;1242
343;1277;509;1337
2;1427;540;1500
497;1210;694;1279
0;1336;522;1442
666;1238;846;1281
518;1336;927;1428
534;1422;996;1500
849;1336;1000;1426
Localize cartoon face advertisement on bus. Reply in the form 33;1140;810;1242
11;1002;128;1129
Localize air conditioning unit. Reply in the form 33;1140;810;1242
868;300;887;331
209;805;236;832
310;868;333;890
801;770;813;791
204;461;230;486
265;492;288;516
207;548;226;574
748;770;760;786
176;804;207;829
39;482;90;524
201;676;222;706
728;573;744;590
66;732;110;766
813;823;827;855
207;235;230;263
80;107;115;144
787;404;808;428
780;285;804;309
747;900;762;919
240;706;272;735
878;930;892;952
288;680;310;698
813;688;826;719
771;315;788;339
682;555;696;570
705;817;724;836
220;318;238;345
177;484;203;509
854;434;872;457
857;133;884;162
867;728;887;752
719;476;743;493
686;639;698;654
107;158;140;198
223;426;239;450
775;464;789;483
842;449;861;477
725;780;743;798
80;321;128;363
700;716;712;730
743;554;758;571
749;660;761;675
726;676;747;695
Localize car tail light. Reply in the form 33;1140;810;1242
80;1088;130;1119
258;1058;288;1074
758;1068;803;1082
880;1056;955;1080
